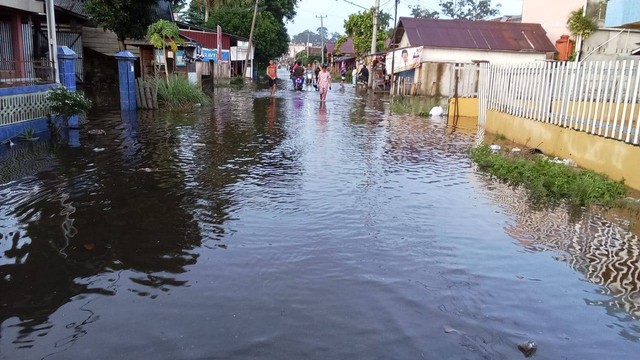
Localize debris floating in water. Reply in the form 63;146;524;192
93;147;106;152
517;340;537;357
429;106;444;116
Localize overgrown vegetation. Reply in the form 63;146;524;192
470;144;627;207
48;86;92;126
390;97;441;115
147;19;183;83
567;8;598;39
152;75;210;111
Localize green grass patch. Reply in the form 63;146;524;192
470;144;627;207
152;75;210;111
230;76;244;86
390;97;441;115
493;133;507;141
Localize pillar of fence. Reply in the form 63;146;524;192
115;51;138;111
57;46;78;128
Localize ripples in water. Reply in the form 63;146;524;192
1;85;640;359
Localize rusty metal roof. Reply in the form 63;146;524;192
395;17;556;53
324;37;355;55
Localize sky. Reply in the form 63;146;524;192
287;0;524;37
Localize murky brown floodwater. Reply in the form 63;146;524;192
2;76;640;359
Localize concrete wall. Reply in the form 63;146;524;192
582;28;640;61
485;109;640;191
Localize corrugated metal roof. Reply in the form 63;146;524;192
324;37;355;55
179;29;232;50
396;17;556;53
54;0;88;18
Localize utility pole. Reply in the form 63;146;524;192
390;0;398;95
368;0;380;88
243;0;259;79
575;0;589;63
44;0;59;83
316;15;326;65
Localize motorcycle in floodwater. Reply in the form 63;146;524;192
294;76;304;91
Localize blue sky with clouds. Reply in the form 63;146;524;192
287;0;523;37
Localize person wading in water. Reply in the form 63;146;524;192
317;64;331;102
266;59;278;95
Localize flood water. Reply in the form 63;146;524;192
2;77;640;359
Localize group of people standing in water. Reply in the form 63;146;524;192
266;60;368;103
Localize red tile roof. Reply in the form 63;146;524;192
395;17;556;53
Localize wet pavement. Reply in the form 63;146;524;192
1;77;640;359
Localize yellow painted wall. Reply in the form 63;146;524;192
486;110;640;191
552;101;639;130
448;98;479;118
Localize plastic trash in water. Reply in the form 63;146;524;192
429;106;444;116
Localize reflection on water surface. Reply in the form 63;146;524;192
1;85;640;359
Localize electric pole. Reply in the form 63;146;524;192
390;0;398;94
316;15;326;65
243;0;259;78
369;0;380;88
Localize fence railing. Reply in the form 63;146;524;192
479;60;640;145
0;59;55;87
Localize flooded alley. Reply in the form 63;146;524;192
1;82;640;359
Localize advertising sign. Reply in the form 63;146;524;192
385;46;423;74
201;49;230;63
202;48;217;62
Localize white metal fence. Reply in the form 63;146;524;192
479;61;640;145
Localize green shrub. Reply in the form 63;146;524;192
470;144;627;207
48;86;92;125
230;76;244;86
152;75;209;110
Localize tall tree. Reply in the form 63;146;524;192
409;5;439;19
342;9;390;56
292;30;322;45
206;4;291;66
438;0;501;20
85;0;161;50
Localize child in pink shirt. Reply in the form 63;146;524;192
317;65;331;102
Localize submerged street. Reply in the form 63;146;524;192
1;80;640;359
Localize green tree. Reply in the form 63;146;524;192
438;0;501;20
410;5;439;19
342;9;391;56
292;30;323;45
567;8;598;40
85;0;160;50
147;19;183;82
206;5;290;67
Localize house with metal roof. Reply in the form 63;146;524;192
386;17;556;96
324;37;356;72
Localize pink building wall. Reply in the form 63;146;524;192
522;0;585;44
